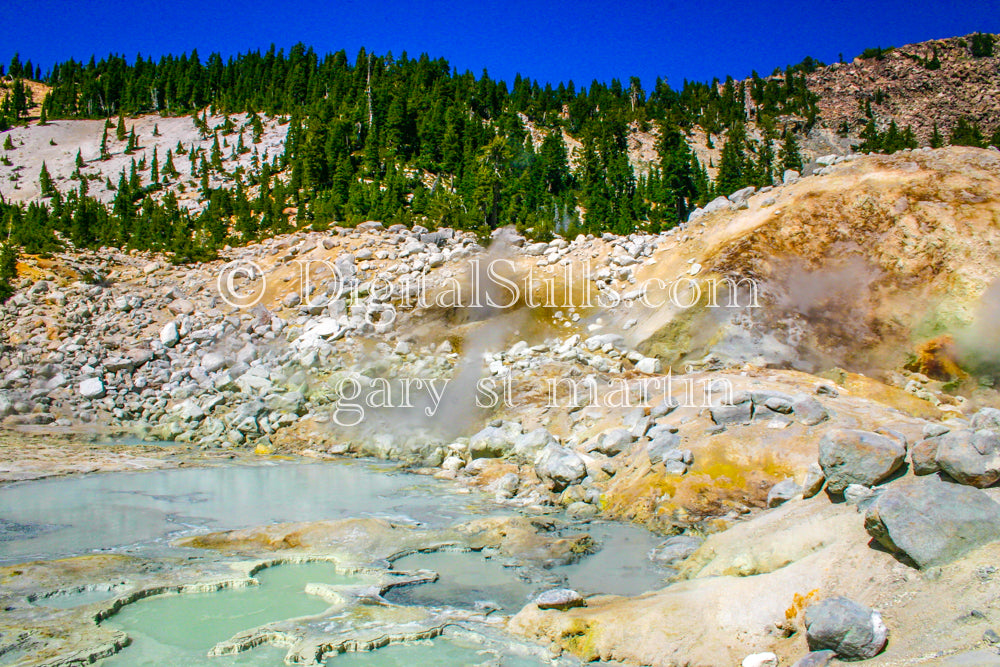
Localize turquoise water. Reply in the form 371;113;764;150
2;460;662;666
100;562;372;666
0;460;497;564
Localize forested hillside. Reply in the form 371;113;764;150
0;34;997;270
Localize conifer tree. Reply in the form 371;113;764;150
930;123;944;149
0;240;18;303
950;118;986;147
859;119;881;153
39;162;54;196
116;112;126;141
779;131;803;172
3;135;14;151
251;113;263;143
210;133;222;170
151;146;159;183
100;125;109;159
75;150;84;170
163;149;178;178
716;126;745;194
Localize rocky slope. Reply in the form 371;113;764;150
807;34;1000;142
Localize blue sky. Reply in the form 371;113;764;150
3;0;998;89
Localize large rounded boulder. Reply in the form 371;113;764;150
818;429;906;495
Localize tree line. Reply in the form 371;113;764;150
0;38;994;298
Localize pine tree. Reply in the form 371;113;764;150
779;131;803;172
100;125;109;159
75;150;84;170
39;106;47;126
116;112;126;141
39;162;54;196
151;146;159;183
716;126;745;195
859;119;881;153
950;118;986;147
210;133;222;170
930;123;944;149
3;135;14;151
0;240;18;303
971;33;995;58
125;128;137;154
163;149;178;178
251;113;264;143
153;123;160;137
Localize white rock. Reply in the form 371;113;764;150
741;652;778;667
160;322;180;347
79;378;106;399
703;196;731;214
201;352;227;373
635;357;662;374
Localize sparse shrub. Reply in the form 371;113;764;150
971;33;995;58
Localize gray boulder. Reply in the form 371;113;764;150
513;427;558;459
595;428;635;456
727;185;756;205
910;437;941;475
804;596;888;660
535;444;587;491
103;357;134;373
646;432;685;465
865;476;1000;568
767;479;803;507
792;395;828;425
200;352;229;373
802;463;826;498
818;429;906;494
650;397;679;419
710;401;752;425
750;390;795;415
469;423;520;459
703;195;731;215
790;650;837;667
935;429;1000;487
534;588;585;610
971;408;1000;431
